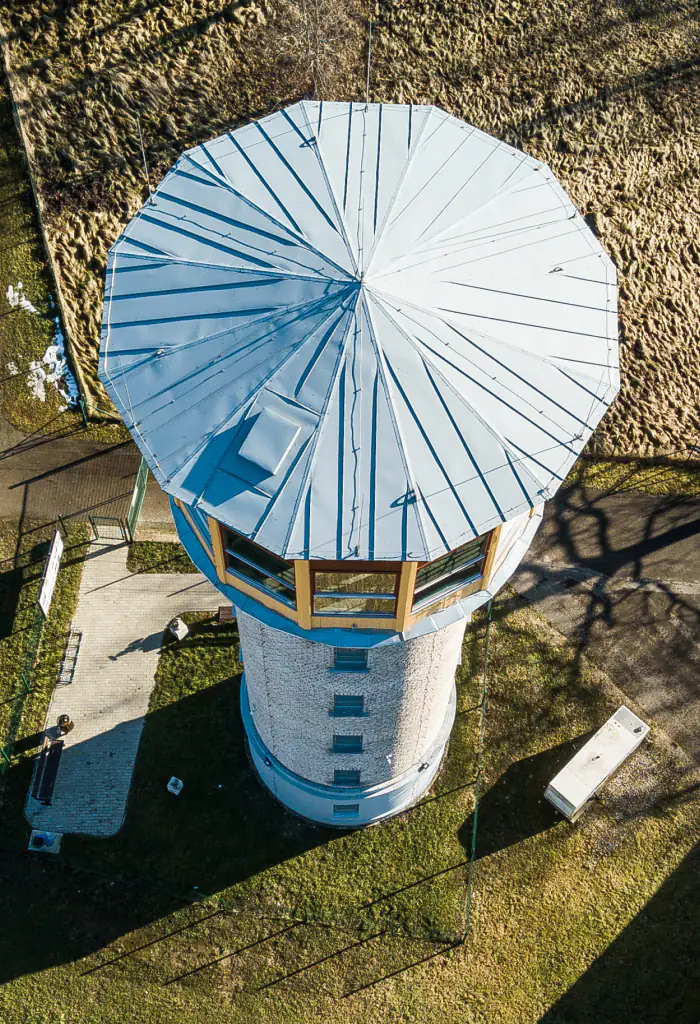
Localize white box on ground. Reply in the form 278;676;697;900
28;829;63;854
545;705;649;821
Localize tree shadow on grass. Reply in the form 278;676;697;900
0;597;482;986
0;564;24;641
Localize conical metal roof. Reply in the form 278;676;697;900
99;102;618;561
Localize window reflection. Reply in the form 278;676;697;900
222;527;296;607
312;564;398;617
412;534;490;610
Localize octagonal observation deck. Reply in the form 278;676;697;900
100;101;618;642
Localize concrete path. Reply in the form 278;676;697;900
513;484;700;761
26;539;221;837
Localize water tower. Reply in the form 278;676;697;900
100;102;618;826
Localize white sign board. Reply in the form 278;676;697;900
38;530;64;618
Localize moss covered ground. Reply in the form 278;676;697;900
566;455;700;498
126;540;198;575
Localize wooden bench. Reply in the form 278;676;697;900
218;605;234;623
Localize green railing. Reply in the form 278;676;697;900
126;456;149;541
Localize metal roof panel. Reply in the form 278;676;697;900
100;103;619;562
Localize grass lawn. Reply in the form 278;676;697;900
0;518;88;762
565;456;700;498
126;541;198;575
0;73;82;435
1;593;698;1022
72;611;479;943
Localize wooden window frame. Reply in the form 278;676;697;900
407;527;500;627
173;498;214;562
200;518;500;632
309;560;400;623
221;524;296;604
209;518;298;622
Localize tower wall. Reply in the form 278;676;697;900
170;498;546;826
237;609;466;821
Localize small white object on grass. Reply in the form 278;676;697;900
167;777;184;796
24;332;79;406
28;829;63;853
168;617;188;641
7;282;38;314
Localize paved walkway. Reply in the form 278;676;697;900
26;539;221;837
0;424;175;537
513;485;700;761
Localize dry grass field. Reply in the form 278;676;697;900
0;0;366;408
372;0;700;457
1;0;699;452
1;0;698;453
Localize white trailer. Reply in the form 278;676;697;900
545;706;649;821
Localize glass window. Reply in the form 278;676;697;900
332;695;365;717
333;803;359;818
412;533;491;611
332;734;363;753
334;769;361;786
312;563;398;617
333;648;368;672
222;526;296;607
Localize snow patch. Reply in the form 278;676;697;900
25;320;79;407
6;288;79;407
6;282;39;314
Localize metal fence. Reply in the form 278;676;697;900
0;578;46;774
0;519;90;773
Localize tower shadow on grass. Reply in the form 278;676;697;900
458;732;595;861
0;672;335;986
539;842;700;1024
